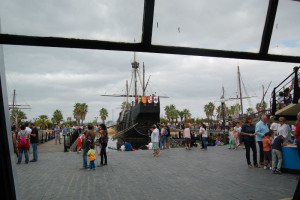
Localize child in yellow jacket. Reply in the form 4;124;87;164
88;144;96;170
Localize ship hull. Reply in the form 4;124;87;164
116;99;160;149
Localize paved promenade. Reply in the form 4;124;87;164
14;141;298;200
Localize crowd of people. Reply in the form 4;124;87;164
78;124;108;170
149;113;300;175
12;122;39;164
12;112;300;176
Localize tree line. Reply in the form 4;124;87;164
10;103;110;129
162;101;267;124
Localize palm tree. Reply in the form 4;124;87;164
73;103;88;125
216;105;222;120
10;109;27;127
164;105;171;122
169;109;179;124
178;110;185;122
182;108;191;122
52;109;63;125
204;102;215;120
99;108;108;124
80;103;88;125
73;103;82;125
36;115;50;129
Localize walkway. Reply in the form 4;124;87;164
14;145;298;200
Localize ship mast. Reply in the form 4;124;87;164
238;66;243;117
131;52;139;99
143;62;145;97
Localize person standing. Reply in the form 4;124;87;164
199;122;208;150
270;121;279;136
88;144;96;171
160;125;166;149
98;124;108;167
150;125;160;156
184;123;191;150
165;125;171;149
277;117;291;140
234;122;242;146
11;125;18;156
272;135;287;174
54;125;61;145
262;132;272;170
293;112;300;159
241;116;259;168
29;123;38;162
25;122;32;152
81;125;95;170
17;125;30;164
255;115;269;166
62;125;67;136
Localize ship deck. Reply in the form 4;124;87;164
14;139;298;200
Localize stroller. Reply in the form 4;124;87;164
190;133;198;147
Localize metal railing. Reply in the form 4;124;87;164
270;66;299;115
38;131;55;144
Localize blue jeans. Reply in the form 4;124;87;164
244;140;258;165
202;137;207;149
18;147;29;164
90;160;95;169
160;136;166;149
31;143;38;161
83;147;89;168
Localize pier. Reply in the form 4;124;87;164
14;141;298;200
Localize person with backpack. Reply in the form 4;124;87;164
17;125;30;164
80;125;95;170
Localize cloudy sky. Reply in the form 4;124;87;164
0;0;299;123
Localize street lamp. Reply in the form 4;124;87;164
220;95;226;131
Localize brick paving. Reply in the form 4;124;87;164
14;142;298;200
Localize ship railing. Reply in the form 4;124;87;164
270;66;299;115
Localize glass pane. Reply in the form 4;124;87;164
152;0;269;52
269;0;300;56
0;0;143;42
3;45;296;124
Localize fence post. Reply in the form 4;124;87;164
293;66;299;104
272;88;276;115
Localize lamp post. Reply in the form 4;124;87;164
220;96;226;132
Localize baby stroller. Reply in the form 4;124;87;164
190;133;198;147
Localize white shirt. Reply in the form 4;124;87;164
229;131;235;140
234;126;241;134
199;127;207;137
18;130;30;139
151;128;159;143
277;123;291;139
26;127;32;134
270;123;279;132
